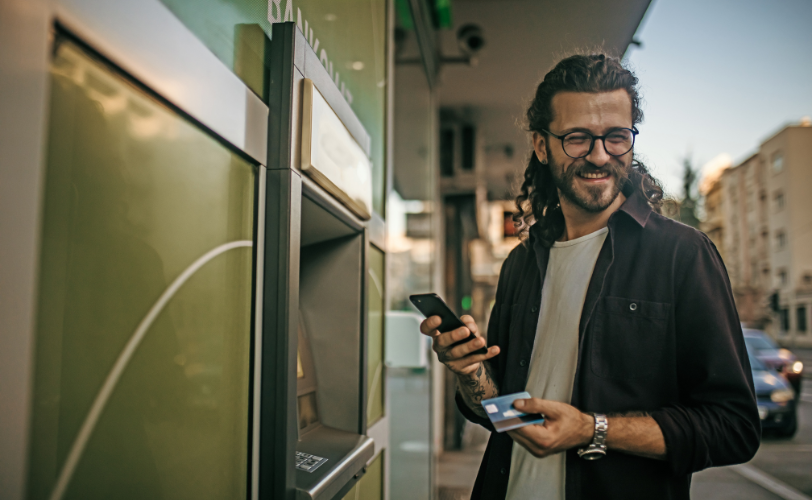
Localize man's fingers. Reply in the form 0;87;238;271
513;397;560;416
419;316;442;335
446;335;482;357
435;326;472;348
512;422;549;442
444;346;500;372
460;315;478;335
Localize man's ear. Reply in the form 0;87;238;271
532;132;547;165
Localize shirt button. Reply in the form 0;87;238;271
519;359;527;367
500;468;507;475
531;306;538;313
629;303;638;311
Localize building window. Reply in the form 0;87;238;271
439;129;454;177
777;269;788;287
797;306;808;333
774;191;785;210
776;230;786;250
772;151;784;172
780;308;790;332
804;273;812;286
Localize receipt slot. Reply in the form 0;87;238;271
259;23;375;500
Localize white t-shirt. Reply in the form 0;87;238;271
505;227;608;500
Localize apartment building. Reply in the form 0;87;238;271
762;122;812;345
710;121;812;346
718;153;773;328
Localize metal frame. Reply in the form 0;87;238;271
56;0;269;165
407;0;439;87
0;1;52;497
0;0;270;499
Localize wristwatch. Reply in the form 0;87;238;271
577;413;608;460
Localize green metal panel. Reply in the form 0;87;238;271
341;453;384;500
159;0;388;215
27;39;255;500
367;246;385;425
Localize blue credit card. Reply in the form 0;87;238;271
481;391;545;433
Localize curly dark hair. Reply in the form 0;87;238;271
514;53;664;246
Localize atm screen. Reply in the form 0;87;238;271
297;315;320;435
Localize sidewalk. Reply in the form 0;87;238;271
437;422;488;500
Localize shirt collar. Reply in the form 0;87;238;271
617;185;652;228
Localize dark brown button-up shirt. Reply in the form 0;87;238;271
456;189;761;500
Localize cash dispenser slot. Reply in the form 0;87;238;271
294;194;374;500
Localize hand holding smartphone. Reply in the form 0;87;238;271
409;293;488;356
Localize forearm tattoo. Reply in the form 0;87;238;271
458;361;499;418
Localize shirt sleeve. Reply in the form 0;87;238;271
649;235;761;477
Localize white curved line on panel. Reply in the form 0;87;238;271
49;240;253;500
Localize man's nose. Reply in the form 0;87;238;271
585;138;612;166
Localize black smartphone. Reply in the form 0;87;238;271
409;293;488;356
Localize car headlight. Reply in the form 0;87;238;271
791;361;803;374
771;388;795;403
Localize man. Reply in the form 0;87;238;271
420;54;760;499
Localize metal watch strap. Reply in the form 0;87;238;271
577;413;608;460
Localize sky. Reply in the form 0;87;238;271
625;0;812;197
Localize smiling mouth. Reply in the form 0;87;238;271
578;171;611;180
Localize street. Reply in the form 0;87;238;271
692;348;812;499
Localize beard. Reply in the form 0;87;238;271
547;145;631;213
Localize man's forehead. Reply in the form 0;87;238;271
549;90;633;131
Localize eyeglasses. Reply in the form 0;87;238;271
542;127;639;159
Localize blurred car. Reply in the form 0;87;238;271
743;328;804;394
749;354;797;437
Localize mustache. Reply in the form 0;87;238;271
569;161;629;181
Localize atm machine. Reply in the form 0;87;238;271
6;5;373;498
259;22;375;500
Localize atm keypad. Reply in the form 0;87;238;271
295;451;328;473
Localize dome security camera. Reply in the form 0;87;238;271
457;24;485;56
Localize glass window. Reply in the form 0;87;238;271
776;231;786;250
748;355;767;371
797;306;808;333
780;308;790;332
774;191;786;210
28;39;254;500
772;151;784;172
744;335;778;351
777;269;788;287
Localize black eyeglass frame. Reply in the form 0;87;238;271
542;126;640;159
